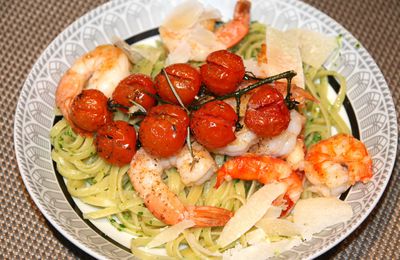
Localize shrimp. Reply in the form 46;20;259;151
304;134;373;197
213;123;259;157
214;0;251;47
158;142;216;186
285;138;306;171
215;109;305;157
250;110;305;157
215;154;304;216
160;0;250;64
175;142;217;186
56;45;131;133
128;148;232;227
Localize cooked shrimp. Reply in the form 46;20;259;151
224;79;257;117
250;110;305;157
213;123;259;157
128;149;232;226
158;142;216;186
224;80;315;119
304;134;373;197
160;0;250;64
56;45;131;132
285;138;306;171
215;154;304;215
214;0;251;48
175;142;217;186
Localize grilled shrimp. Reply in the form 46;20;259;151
304;134;373;196
55;45;131;133
216;110;304;157
250;110;305;157
128;149;232;227
285;138;306;171
215;154;304;216
160;0;250;64
214;0;251;47
175;142;217;186
212;123;259;157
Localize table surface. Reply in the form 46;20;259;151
1;0;399;259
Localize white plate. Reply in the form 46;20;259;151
14;0;398;259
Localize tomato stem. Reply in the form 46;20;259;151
284;76;299;110
191;70;297;110
162;68;194;159
162;68;190;114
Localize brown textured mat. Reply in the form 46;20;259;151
1;0;399;259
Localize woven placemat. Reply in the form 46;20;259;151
1;0;399;259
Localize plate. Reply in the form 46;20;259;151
14;0;398;259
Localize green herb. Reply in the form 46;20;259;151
355;42;361;49
312;132;322;144
86;178;97;185
162;68;194;159
137;211;143;216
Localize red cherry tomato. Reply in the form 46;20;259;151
200;50;245;96
112;74;156;112
139;104;189;157
95;120;137;166
155;63;201;106
244;87;290;137
190;101;238;149
70;89;112;132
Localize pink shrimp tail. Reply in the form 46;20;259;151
186;206;233;227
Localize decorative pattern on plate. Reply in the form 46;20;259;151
14;0;397;259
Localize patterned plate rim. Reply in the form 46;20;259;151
14;0;398;259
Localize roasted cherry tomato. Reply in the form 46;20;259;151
200;50;245;96
70;89;112;132
155;63;201;106
95;120;137;166
139;104;189;157
190;101;238;149
244;87;290;137
112;74;156;112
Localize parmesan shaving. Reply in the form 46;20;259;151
146;219;195;248
217;183;287;248
293;197;353;236
222;238;302;260
256;218;302;237
161;0;204;31
265;27;304;88
245;228;266;245
288;29;338;68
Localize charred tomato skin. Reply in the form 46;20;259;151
244;87;290;137
95;120;137;166
139;104;189;157
155;63;201;106
200;50;245;96
190;100;238;149
112;73;157;112
70;89;112;132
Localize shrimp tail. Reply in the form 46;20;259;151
215;168;228;189
215;0;251;48
186;206;233;227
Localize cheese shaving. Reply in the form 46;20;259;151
217;183;287;248
146;219;195;248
